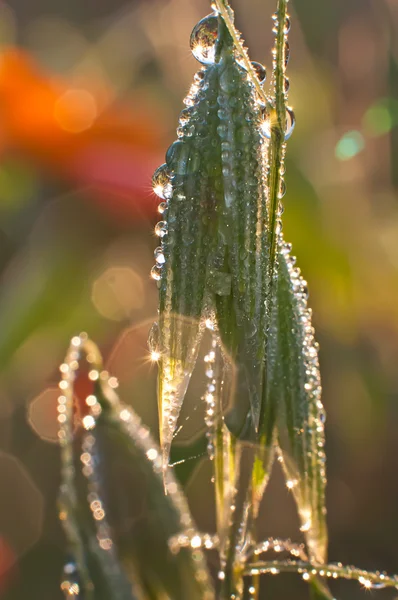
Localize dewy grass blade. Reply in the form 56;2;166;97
267;0;290;275
151;28;223;470
58;334;215;600
273;242;328;565
152;9;270;469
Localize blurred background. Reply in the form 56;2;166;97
0;0;397;598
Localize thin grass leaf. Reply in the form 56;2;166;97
309;577;337;600
152;30;223;469
266;0;290;275
270;240;327;565
58;334;215;600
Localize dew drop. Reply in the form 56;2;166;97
285;107;295;140
154;247;166;265
217;124;228;138
158;202;167;215
278;180;286;198
284;41;290;66
251;61;267;85
184;96;195;108
284;77;290;94
219;67;238;93
155;221;168;238
301;283;309;299
260;111;271;139
194;70;206;84
60;561;80;599
148;321;160;355
152;164;173;200
179;107;193;125
284;16;291;34
190;15;219;65
151;266;162;281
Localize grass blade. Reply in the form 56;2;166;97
270;241;328;565
59;334;215;600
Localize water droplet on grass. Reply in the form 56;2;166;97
190;15;219;65
155;221;168;238
251;61;267;85
284;41;290;66
152;164;173;200
285;107;295;140
154;247;166;265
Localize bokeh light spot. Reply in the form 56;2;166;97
54;89;97;133
92;266;144;321
364;105;391;136
363;98;398;136
335;130;364;161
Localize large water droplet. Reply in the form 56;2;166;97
285;107;295;140
251;61;267;85
152;164;173;200
284;16;291;34
166;140;190;175
190;15;219;65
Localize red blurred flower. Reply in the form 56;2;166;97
0;48;165;220
0;537;17;595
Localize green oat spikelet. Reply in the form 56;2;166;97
151;1;329;593
151;10;269;470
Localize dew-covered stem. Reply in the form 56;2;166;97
58;334;104;600
219;509;245;600
267;0;289;275
250;572;260;600
245;560;398;592
214;0;268;107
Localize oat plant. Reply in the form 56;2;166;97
57;1;398;599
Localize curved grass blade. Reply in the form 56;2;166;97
270;241;328;565
58;334;215;600
266;0;290;275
